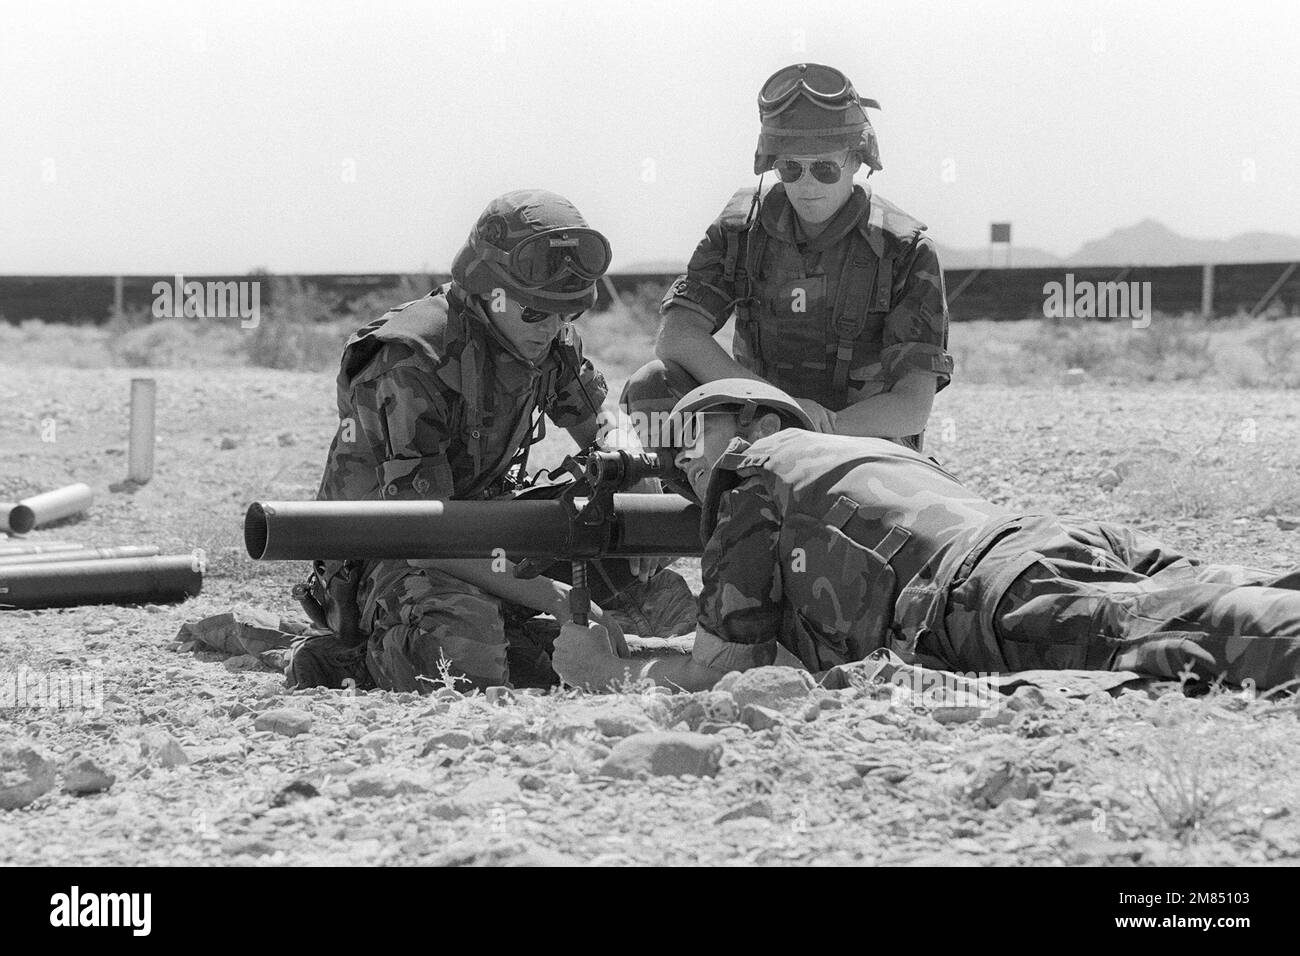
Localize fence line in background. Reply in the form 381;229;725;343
1;263;1298;325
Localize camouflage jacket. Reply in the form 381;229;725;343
692;430;1009;673
662;183;954;412
315;282;607;504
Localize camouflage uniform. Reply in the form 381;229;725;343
694;430;1300;690
663;183;952;448
314;282;609;691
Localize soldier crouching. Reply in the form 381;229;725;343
288;190;695;693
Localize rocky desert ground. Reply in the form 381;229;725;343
2;346;1300;866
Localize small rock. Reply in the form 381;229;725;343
519;773;547;792
1062;368;1087;388
455;774;519;808
833;769;863;790
420;731;473;755
713;798;773;824
344;724;366;740
600;732;723;779
698;691;739;723
967;757;1038;809
593;711;656;738
227;703;251;718
0;743;56;810
222;835;275;856
697;721;733;734
219;436;238;450
253;708;313;737
178;641;200;654
1007;687;1045;712
223;654;263;672
933;706;983;725
486;714;531;742
138;730;189;767
800;702;820;722
189;741;246;763
347;767;432;798
516;743;551;767
1096;469;1122;491
978;709;1017;728
417;703;450;718
485;686;515;706
276;431;297;447
715;667;815;711
357;730;393;757
1275;515;1300;532
194;686;219;700
434;688;465;702
60;755;115;795
740;704;783;731
270;780;319;807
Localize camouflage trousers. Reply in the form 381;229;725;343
919;514;1300;691
357;559;697;693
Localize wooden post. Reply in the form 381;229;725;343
1201;264;1215;318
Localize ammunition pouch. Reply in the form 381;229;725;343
293;558;365;647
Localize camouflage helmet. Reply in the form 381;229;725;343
754;63;882;174
450;189;612;313
670;377;814;432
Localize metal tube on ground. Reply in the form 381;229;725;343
0;504;21;535
0;541;83;556
8;483;95;533
0;545;161;567
128;378;156;484
244;495;704;561
0;555;203;609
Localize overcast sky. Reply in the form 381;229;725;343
3;0;1297;273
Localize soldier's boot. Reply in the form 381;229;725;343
503;615;562;690
604;568;697;638
285;631;375;691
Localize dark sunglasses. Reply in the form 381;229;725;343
520;306;581;324
773;155;851;185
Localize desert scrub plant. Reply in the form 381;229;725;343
1128;313;1213;381
243;277;351;371
1120;708;1261;843
1248;321;1300;388
345;274;438;320
414;648;473;695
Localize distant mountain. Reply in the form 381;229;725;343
621;221;1300;274
1069;218;1300;266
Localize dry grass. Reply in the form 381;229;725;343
7;278;1299;390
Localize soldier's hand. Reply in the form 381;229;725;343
627;555;665;582
604;614;630;658
795;397;837;434
552;622;625;690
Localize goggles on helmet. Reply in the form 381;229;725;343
758;63;881;115
471;226;612;297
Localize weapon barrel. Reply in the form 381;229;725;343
0;555;203;609
0;541;83;556
245;495;704;561
5;483;95;534
0;545;162;567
